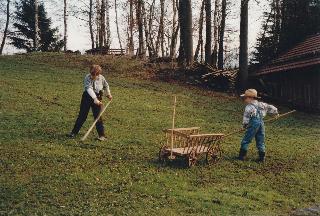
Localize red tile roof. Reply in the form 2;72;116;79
256;34;320;75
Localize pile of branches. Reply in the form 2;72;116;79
185;62;238;92
157;63;238;92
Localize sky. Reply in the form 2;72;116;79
1;0;270;60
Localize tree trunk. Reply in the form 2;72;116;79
114;0;123;52
155;0;165;57
170;0;178;58
170;23;180;59
160;0;165;57
34;0;39;51
128;0;134;55
178;0;193;66
100;0;106;48
148;0;156;55
96;0;101;48
218;0;226;69
89;0;95;49
204;0;212;64
212;0;220;68
238;0;249;91
194;0;205;62
63;0;68;51
143;2;154;58
0;0;10;55
106;0;111;48
137;0;145;58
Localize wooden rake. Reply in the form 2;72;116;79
80;100;112;142
224;110;297;138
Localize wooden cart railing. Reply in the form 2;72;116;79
159;127;224;167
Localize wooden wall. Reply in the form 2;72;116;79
258;65;320;112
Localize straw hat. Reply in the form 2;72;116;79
240;89;260;98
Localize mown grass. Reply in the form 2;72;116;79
0;53;319;215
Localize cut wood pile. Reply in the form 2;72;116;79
185;62;238;92
154;63;238;92
147;60;238;92
156;63;238;92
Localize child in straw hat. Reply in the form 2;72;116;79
67;65;113;141
239;89;279;162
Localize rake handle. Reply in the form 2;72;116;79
80;100;112;142
265;110;296;123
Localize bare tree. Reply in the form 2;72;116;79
212;0;220;68
178;0;193;66
106;0;111;47
143;1;155;57
96;0;101;48
100;0;106;48
238;0;249;91
128;0;134;55
169;0;179;59
0;0;10;55
100;0;105;46
89;0;95;49
204;0;212;64
34;0;40;51
194;0;205;62
218;0;226;69
114;0;123;52
136;0;145;58
148;0;156;56
155;0;165;57
63;0;68;51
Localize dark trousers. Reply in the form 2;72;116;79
71;91;105;136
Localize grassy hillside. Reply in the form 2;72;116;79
0;53;319;215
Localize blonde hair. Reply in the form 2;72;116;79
90;65;102;76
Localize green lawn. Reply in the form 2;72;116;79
0;53;319;215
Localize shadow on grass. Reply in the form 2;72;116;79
149;156;228;170
148;157;189;169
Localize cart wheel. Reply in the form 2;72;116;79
159;145;169;164
187;150;197;168
206;145;222;165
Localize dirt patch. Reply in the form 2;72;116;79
291;205;320;216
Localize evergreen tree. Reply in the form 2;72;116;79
252;0;320;67
279;0;320;53
10;0;63;52
251;0;281;66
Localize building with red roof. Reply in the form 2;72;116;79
255;34;320;112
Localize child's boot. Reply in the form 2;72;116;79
258;151;265;163
238;149;247;161
97;136;107;141
67;133;76;139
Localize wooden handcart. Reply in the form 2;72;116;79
159;127;224;167
158;95;296;168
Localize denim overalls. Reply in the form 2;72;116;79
240;104;265;153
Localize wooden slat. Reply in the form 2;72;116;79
189;133;224;138
165;127;200;132
167;146;209;156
